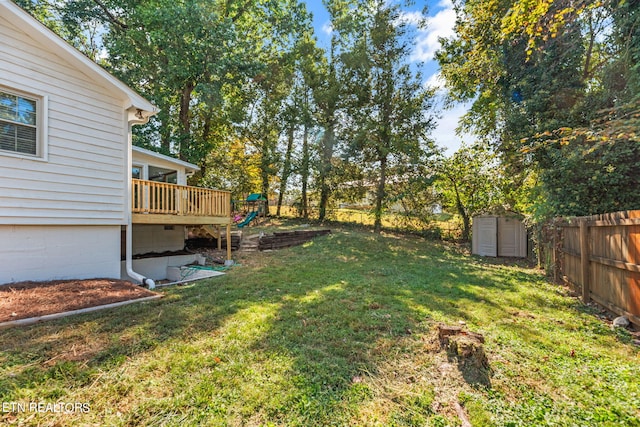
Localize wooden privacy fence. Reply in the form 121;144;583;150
541;210;640;326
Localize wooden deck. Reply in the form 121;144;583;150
132;179;231;225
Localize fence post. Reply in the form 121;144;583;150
579;220;590;303
536;229;542;269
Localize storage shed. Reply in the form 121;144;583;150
472;214;527;258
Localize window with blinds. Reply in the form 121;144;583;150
0;90;38;156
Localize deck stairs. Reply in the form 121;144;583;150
239;234;260;252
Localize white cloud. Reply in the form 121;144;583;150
398;10;425;27
321;21;334;36
425;72;446;92
396;1;467;154
409;0;456;63
432;99;474;155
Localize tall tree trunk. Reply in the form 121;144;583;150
318;124;335;221
261;150;270;206
374;66;393;234
461;214;470;242
583;13;595;81
374;153;387;233
451;178;470;241
193;110;213;186
178;82;195;161
300;120;310;219
277;124;295;216
261;173;269;210
159;109;172;153
318;42;338;222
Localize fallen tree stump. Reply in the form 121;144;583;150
437;323;490;386
438;324;485;346
446;334;488;368
438;324;463;343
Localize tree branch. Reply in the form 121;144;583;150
91;0;128;30
226;0;254;23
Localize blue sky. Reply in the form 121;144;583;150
301;0;469;155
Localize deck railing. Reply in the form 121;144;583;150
132;179;231;218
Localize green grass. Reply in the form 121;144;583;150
1;226;639;426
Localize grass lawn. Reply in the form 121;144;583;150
1;226;639;426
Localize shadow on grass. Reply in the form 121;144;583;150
0;229;552;425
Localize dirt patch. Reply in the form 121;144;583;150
0;279;158;322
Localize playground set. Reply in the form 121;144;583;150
233;193;268;228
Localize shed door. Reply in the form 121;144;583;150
498;217;526;257
474;217;498;257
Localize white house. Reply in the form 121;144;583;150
0;0;231;286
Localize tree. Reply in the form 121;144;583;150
298;88;315;218
294;29;327;218
101;0;255;162
604;0;640;105
241;56;292;199
436;0;640;220
525;102;640;219
275;30;319;216
340;0;437;232
15;0;105;59
435;144;505;241
276;103;297;216
311;38;342;221
39;0;312;189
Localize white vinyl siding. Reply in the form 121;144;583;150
0;15;128;225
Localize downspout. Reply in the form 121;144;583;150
126;108;156;289
125;216;155;289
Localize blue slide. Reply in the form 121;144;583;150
237;211;258;228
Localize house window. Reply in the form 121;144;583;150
149;166;177;184
0;89;40;157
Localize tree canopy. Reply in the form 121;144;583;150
437;0;640;221
14;0;640;236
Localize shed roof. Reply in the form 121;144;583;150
473;210;524;220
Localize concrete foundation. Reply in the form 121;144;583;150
0;225;120;285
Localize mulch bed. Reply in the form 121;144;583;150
0;279;158;323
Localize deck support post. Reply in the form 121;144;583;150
226;223;232;263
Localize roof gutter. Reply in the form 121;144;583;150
126;108;157;289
